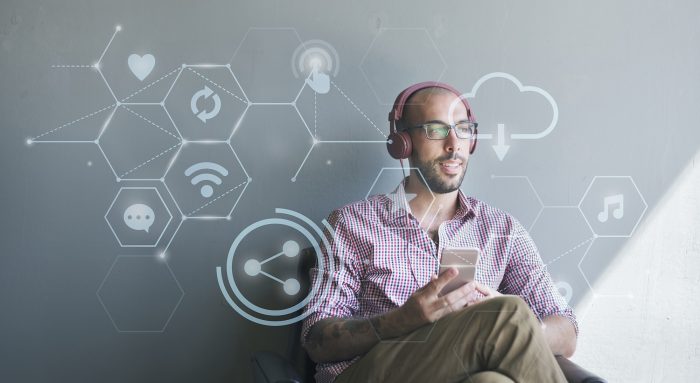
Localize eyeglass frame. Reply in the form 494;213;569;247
400;120;479;140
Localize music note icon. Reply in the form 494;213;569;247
597;194;624;223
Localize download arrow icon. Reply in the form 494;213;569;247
492;123;511;161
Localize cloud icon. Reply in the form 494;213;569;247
449;72;559;160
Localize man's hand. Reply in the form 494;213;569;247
304;270;505;364
398;267;484;330
464;281;503;306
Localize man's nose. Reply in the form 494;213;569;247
444;128;463;152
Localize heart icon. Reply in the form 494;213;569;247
127;54;155;81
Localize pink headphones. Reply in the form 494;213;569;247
386;81;477;159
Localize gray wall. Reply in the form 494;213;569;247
1;0;699;382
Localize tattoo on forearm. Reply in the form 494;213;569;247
305;317;382;360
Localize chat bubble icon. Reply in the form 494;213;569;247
123;203;155;233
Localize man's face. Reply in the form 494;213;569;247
403;91;471;194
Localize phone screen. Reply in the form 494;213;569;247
438;247;480;296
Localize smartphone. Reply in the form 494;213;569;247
438;247;481;296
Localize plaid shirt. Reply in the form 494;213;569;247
301;181;578;383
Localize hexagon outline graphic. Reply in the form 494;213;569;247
104;186;173;247
487;174;545;231
231;102;315;183
359;27;448;106
529;206;596;265
228;27;306;103
95;104;184;182
94;25;181;104
96;255;184;333
229;27;303;64
577;238;635;299
480;233;580;313
163;64;251;143
163;142;252;220
577;175;648;238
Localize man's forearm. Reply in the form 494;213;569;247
541;315;577;357
304;307;416;363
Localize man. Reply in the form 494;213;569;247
300;82;577;383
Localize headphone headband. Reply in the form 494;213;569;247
386;81;478;159
388;81;474;134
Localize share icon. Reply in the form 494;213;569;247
244;240;301;295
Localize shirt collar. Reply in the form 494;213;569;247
384;178;477;223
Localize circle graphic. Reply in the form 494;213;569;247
217;209;336;326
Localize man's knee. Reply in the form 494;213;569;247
481;295;532;313
451;295;539;331
439;295;539;335
483;296;543;340
483;295;530;312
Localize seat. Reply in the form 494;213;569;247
251;247;607;383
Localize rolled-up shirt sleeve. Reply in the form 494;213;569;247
499;219;579;335
300;208;362;347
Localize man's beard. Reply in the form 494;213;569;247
410;152;468;194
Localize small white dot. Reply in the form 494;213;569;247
283;278;300;295
283;240;300;257
244;259;261;276
326;160;332;165
87;161;93;167
115;25;122;31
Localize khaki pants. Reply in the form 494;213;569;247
334;296;567;383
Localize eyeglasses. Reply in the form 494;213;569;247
403;121;478;140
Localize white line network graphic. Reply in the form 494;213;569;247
32;24;648;331
33;25;389;248
33;25;399;330
488;173;647;326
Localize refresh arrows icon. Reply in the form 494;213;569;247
190;85;222;123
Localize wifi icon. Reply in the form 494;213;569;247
184;162;229;198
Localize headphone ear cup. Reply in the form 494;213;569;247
387;131;412;159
